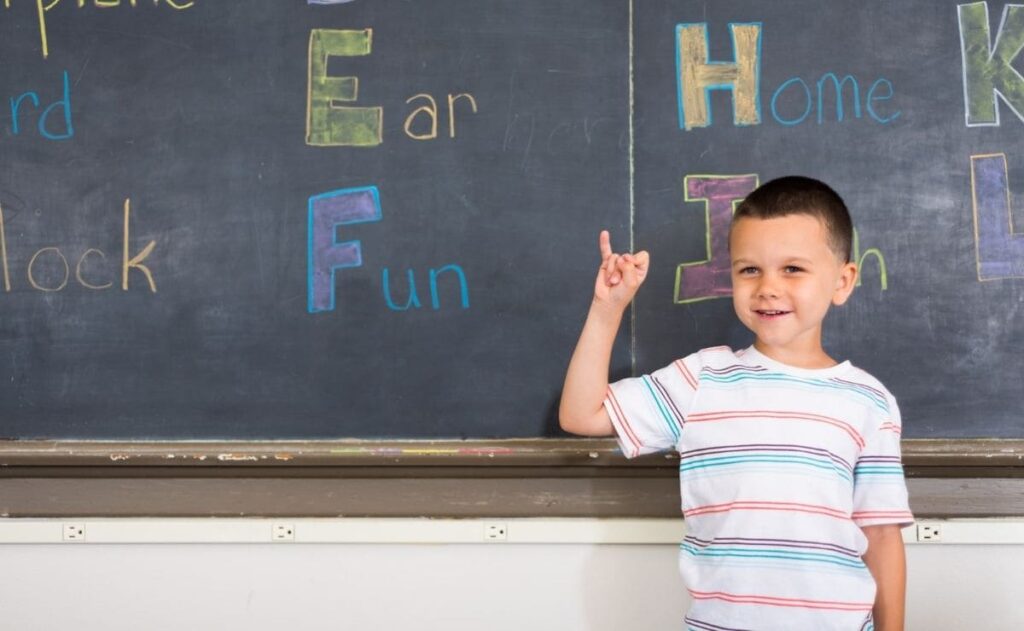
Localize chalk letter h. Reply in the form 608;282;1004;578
676;23;762;130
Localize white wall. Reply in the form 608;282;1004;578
1;520;1023;630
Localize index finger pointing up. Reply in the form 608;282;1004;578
599;230;613;260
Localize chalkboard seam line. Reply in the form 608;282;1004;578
628;0;637;377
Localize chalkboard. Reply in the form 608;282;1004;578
0;0;1021;441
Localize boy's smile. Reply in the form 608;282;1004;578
729;214;857;369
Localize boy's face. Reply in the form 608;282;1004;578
729;214;857;367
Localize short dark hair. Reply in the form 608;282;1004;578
732;176;853;263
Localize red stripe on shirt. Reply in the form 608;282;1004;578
687;410;865;448
852;510;914;521
674;359;699;390
689;589;873;612
684;501;850;520
605;387;642;455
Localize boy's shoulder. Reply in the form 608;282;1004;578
841;363;893;393
839;363;900;415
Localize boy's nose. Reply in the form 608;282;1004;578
756;278;780;299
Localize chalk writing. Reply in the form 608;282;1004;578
970;153;1024;280
306;29;383;147
5;0;196;60
307;186;382;313
26;247;67;291
404;93;479;141
958;2;1024;126
306;186;471;314
677;22;899;129
770;74;900;126
122;199;156;291
676;22;761;130
674;174;758;304
382;265;470;311
853;229;888;291
7;69;73;140
77;248;113;290
428;264;469;309
382;268;420;310
0;198;156;293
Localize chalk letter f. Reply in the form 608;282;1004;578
308;186;382;313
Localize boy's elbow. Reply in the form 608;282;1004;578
559;406;613;437
558;403;587;435
558;406;581;434
560;416;589;436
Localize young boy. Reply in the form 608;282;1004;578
560;176;912;630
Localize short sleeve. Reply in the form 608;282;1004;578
852;395;914;528
603;352;702;458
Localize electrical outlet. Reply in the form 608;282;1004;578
917;523;942;542
272;523;295;541
484;522;507;542
63;523;86;542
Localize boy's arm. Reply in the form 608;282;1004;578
559;231;648;436
861;524;907;631
558;301;623;436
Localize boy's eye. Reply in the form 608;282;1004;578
738;266;758;275
784;266;804;274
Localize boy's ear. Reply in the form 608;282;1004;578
832;262;858;306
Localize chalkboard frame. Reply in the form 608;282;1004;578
2;439;1024;520
2;438;1022;471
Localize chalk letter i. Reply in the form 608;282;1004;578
675;174;758;303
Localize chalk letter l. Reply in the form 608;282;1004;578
970;153;1024;280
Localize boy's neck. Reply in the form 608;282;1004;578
753;339;838;370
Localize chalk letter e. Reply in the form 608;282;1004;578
307;29;383;146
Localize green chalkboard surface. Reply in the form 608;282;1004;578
0;0;1021;441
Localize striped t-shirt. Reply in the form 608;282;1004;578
604;346;913;631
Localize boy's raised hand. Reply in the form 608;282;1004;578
594;230;649;309
560;231;647;436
